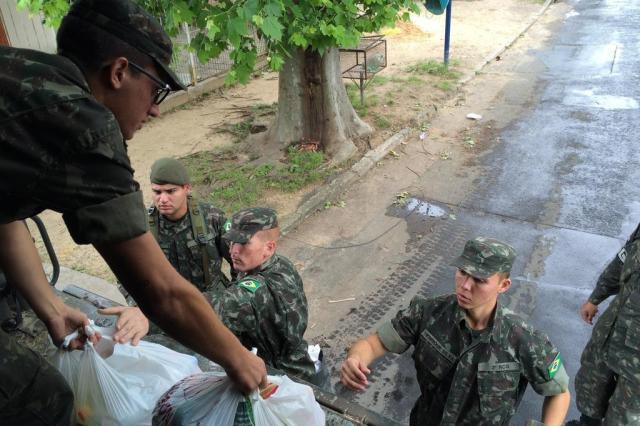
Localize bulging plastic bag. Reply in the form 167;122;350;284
152;372;325;426
51;326;201;425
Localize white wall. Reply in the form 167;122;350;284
0;0;56;53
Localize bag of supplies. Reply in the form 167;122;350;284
51;324;201;425
152;372;325;426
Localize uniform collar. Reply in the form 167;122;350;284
244;253;278;276
456;298;505;344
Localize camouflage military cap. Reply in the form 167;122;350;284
66;0;185;90
150;158;190;185
224;208;278;243
451;237;516;279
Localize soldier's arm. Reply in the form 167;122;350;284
95;232;266;394
541;391;571;426
588;251;624;305
341;334;389;391
0;221;97;349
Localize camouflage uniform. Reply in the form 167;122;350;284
213;208;320;385
575;224;640;424
377;238;569;426
0;0;183;421
116;158;234;304
149;201;231;299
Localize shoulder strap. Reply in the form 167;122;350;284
188;196;212;287
148;206;159;241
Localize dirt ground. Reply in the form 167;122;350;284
31;0;548;283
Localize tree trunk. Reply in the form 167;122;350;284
266;47;372;163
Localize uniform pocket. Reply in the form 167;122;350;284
414;330;455;381
477;366;520;417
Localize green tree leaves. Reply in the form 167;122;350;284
19;0;419;84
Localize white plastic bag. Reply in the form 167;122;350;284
51;325;201;425
252;375;324;426
152;373;325;426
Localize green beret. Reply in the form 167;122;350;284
150;158;190;185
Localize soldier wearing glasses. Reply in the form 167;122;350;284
0;0;266;422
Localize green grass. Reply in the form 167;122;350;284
373;113;391;129
182;147;328;214
368;75;390;87
346;84;379;116
433;80;455;91
406;76;425;86
406;60;461;80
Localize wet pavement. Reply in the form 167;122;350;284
278;0;640;423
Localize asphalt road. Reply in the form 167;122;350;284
280;0;640;423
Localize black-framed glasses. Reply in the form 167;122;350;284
128;61;171;105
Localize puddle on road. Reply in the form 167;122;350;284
387;197;450;248
387;197;448;218
563;89;639;110
405;198;447;217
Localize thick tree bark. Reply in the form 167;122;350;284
266;47;372;163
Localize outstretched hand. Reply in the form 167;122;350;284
340;356;371;391
98;306;149;345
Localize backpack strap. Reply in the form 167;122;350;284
148;206;160;241
188;196;212;288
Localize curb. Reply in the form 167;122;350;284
280;0;554;235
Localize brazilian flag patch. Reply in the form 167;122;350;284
237;279;262;293
223;220;232;232
548;353;562;379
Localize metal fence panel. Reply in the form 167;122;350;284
171;24;268;87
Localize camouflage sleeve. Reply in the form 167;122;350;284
48;99;148;245
213;282;258;336
377;296;427;353
589;254;623;305
590;224;640;304
519;329;569;396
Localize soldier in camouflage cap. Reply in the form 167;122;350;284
224;207;279;244
0;0;265;420
108;158;234;342
212;208;329;387
341;237;570;425
451;237;516;279
568;223;640;425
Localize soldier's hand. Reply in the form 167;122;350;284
45;302;100;350
226;349;267;395
340;356;371;391
98;306;149;345
580;301;598;325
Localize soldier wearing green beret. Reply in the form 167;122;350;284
105;157;235;342
212;208;329;387
0;0;265;421
341;237;571;425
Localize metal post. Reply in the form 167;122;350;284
183;23;198;86
444;0;452;66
